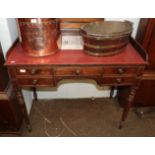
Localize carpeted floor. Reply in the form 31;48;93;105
21;98;155;137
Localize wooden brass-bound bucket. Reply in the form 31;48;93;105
80;21;133;56
17;18;59;57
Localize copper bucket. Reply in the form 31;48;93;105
17;18;59;57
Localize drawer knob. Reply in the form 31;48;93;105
116;78;122;84
32;79;38;85
75;69;81;75
117;68;124;74
31;69;38;75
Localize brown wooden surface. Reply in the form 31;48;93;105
136;18;150;46
6;41;146;66
59;18;103;30
0;44;22;133
0;84;22;132
6;38;147;130
59;18;103;22
136;18;155;70
0;43;9;91
119;18;155;107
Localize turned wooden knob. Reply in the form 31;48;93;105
31;69;38;75
116;78;122;84
75;69;81;75
32;79;38;85
117;68;124;74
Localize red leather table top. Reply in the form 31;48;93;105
6;42;146;66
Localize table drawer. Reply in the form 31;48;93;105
54;67;103;76
54;66;140;77
15;67;53;76
102;76;137;85
16;78;54;87
102;67;140;75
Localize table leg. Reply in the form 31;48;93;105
16;88;32;132
110;86;116;98
32;87;38;101
119;86;138;129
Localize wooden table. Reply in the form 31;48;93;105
5;38;147;131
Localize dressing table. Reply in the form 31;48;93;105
5;38;147;131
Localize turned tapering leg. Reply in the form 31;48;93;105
119;86;138;129
110;86;117;98
32;87;38;101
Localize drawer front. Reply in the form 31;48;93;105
54;66;140;77
16;78;54;87
102;77;137;86
15;67;53;76
54;67;103;76
102;67;140;75
14;66;141;77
